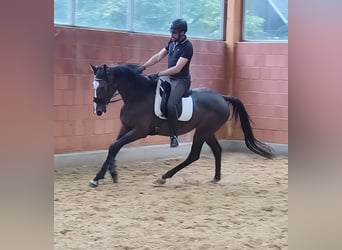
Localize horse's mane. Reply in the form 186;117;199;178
109;64;156;92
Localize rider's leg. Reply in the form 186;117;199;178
167;78;190;147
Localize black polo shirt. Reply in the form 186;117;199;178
164;36;193;79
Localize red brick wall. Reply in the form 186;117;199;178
54;26;228;153
54;27;288;153
234;42;288;143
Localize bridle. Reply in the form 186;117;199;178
93;92;121;104
93;77;122;105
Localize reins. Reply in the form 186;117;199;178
93;92;122;104
108;92;122;103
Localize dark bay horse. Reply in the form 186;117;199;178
89;64;274;187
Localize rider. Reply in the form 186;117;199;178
139;19;193;148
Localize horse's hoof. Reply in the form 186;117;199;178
153;176;166;185
89;180;99;188
110;172;118;183
210;178;220;184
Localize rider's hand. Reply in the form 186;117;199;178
136;66;146;74
148;73;159;82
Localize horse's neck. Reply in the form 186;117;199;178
117;79;154;103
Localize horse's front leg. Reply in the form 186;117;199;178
90;127;144;188
89;160;118;187
89;126;128;187
108;163;118;183
89;160;116;187
106;126;130;184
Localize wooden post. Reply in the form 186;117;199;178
225;0;242;137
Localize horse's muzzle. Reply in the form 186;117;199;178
94;104;106;116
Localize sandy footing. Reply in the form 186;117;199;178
55;152;288;250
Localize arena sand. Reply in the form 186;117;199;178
54;152;288;250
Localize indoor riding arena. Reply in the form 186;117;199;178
54;0;288;249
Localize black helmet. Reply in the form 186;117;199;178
169;19;188;33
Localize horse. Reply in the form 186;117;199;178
89;64;274;187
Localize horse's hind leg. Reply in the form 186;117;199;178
154;133;205;184
205;135;222;183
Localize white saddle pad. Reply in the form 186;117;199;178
154;80;193;121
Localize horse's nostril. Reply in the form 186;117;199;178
96;111;103;116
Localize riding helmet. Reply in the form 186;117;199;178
170;19;188;33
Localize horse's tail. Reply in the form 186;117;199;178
223;95;274;159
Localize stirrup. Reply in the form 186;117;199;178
170;136;179;148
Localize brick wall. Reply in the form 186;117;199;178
234;42;288;143
54;26;228;153
54;27;288;153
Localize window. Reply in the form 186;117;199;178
243;0;288;41
54;0;72;25
132;1;178;34
75;0;129;30
54;0;224;40
183;0;223;39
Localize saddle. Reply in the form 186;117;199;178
154;79;193;121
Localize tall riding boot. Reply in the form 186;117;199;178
168;106;179;148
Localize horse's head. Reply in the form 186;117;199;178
90;64;117;116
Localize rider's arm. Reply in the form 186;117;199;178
142;48;168;68
158;57;189;76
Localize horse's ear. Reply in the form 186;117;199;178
89;64;97;74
